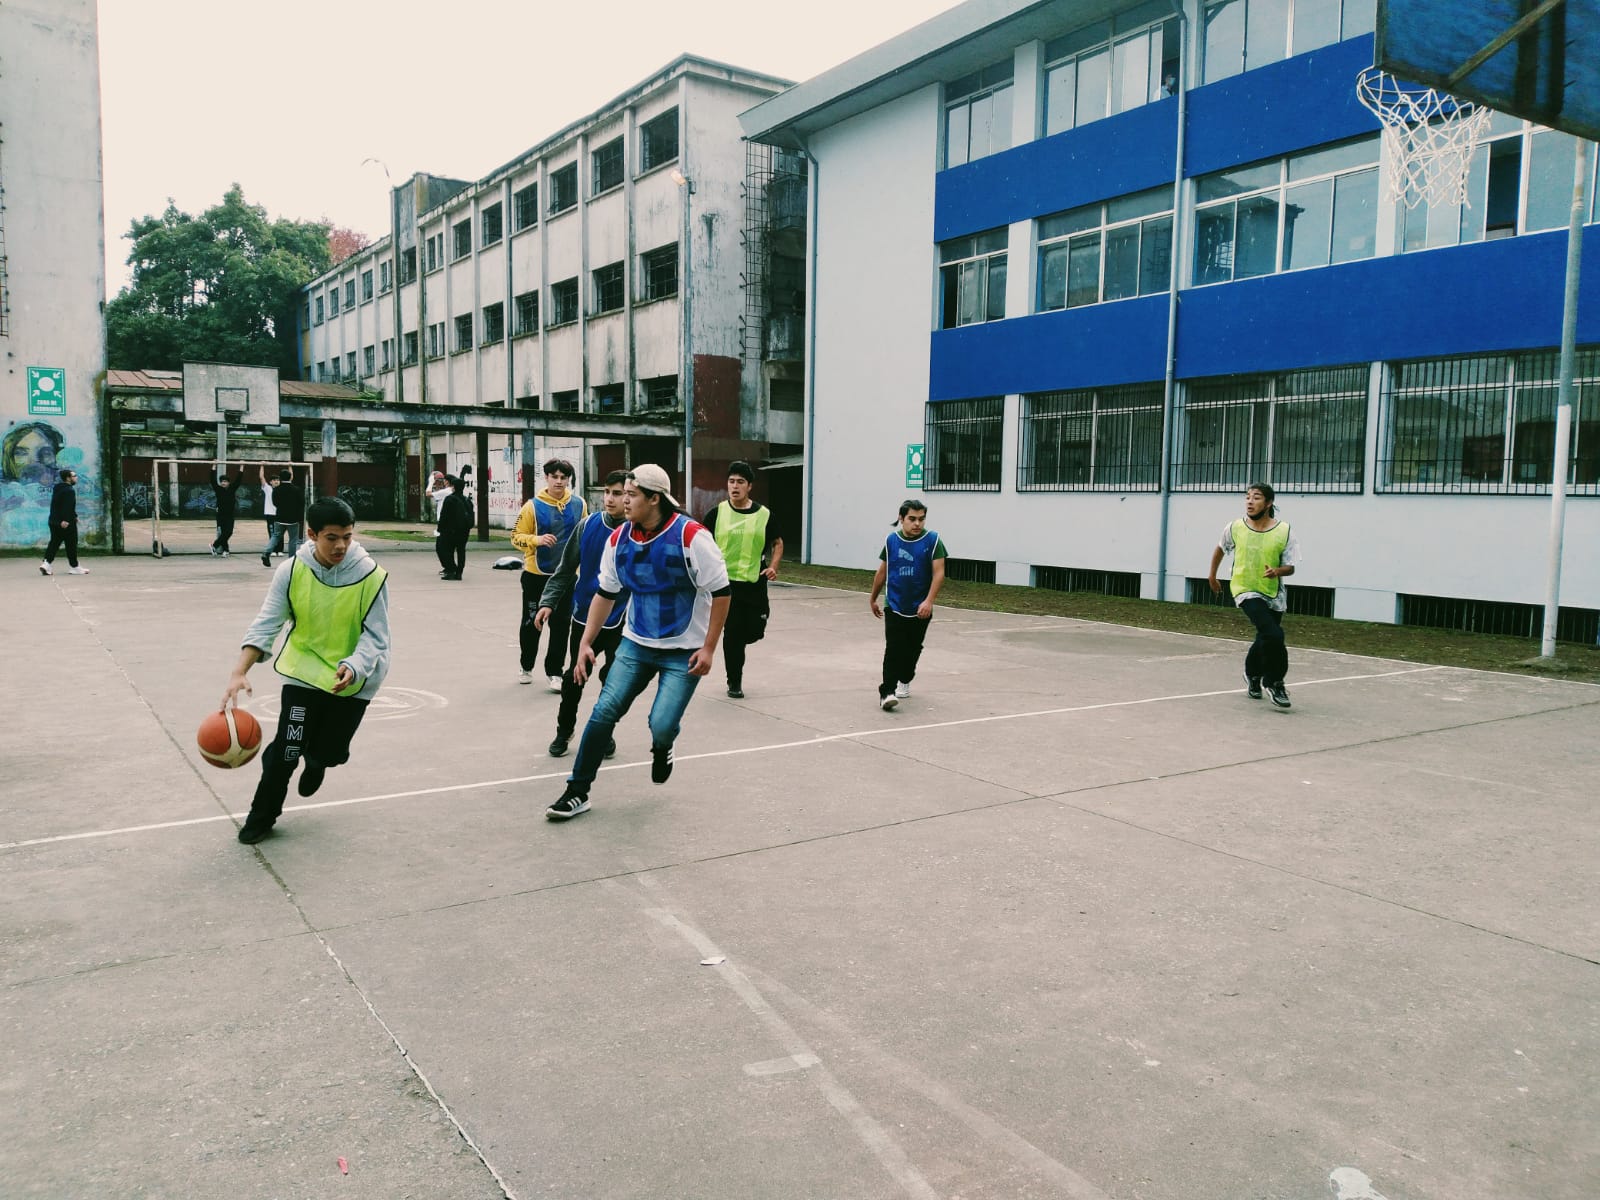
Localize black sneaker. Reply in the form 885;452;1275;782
726;686;745;699
548;733;571;757
545;788;590;821
296;761;326;797
237;820;274;844
1267;681;1292;709
1244;673;1263;700
261;554;271;567
604;738;617;760
651;743;674;784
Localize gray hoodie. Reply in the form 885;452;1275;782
242;540;391;700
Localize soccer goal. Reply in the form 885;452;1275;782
148;459;317;557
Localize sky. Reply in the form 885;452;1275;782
96;0;966;292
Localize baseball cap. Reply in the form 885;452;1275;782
628;463;679;507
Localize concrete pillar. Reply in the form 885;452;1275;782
319;419;339;500
476;428;491;540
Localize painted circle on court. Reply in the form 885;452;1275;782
250;686;447;723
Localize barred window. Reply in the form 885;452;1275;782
514;290;539;335
345;351;356;378
427;322;444;359
402;331;418;365
482;302;504;345
640;110;679;173
380;260;393;293
552;389;579;413
592;262;625;315
362;345;375;376
481;203;503;247
549;277;579;326
1175;365;1367;491
925;397;1004;491
642;375;678;409
641;244;678;300
594;384;625;414
452;219;472;261
1378;349;1600;493
453;313;473;353
361;270;373;301
938;230;1007;329
549;164;578;214
1020;384;1162;490
1038;187;1172;311
592;137;624;195
513;184;538;232
343;280;356;309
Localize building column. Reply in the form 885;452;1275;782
319;419;339;501
476;428;491;540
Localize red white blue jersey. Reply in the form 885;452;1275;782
598;513;729;649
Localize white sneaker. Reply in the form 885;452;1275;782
894;682;910;700
518;669;533;685
39;561;52;576
68;566;90;575
879;693;898;711
547;675;563;693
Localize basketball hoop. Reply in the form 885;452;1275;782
1357;67;1493;209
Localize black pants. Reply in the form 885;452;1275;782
213;515;235;553
44;522;79;567
436;532;467;577
1238;598;1288;684
556;620;623;736
519;571;570;675
881;610;931;697
248;684;369;825
723;580;769;689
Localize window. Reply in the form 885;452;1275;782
361;270;373;302
380;260;393;293
925;397;1004;490
938;230;1008;328
552;389;580;412
640;109;679;172
402;331;419;365
381;338;394;371
478;203;502;248
594;383;625;414
1379;349;1600;493
549;164;578;214
326;360;338;382
452;219;472;260
427;322;445;359
550;277;579;325
302;301;311;329
514;184;538;231
1193;137;1378;286
1044;3;1180;137
642;375;678;409
641;244;678;300
424;233;443;274
454;313;473;352
327;288;339;316
770;378;804;412
314;296;324;324
345;351;357;378
1020;385;1163;489
945;60;1014;168
1203;0;1376;83
514;290;539;335
482;302;505;344
343;280;356;309
1176;364;1368;491
1038;187;1173;311
592;261;625;314
362;345;375;376
592;137;624;195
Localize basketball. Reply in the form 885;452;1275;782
197;708;263;769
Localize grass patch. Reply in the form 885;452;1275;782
778;562;1600;685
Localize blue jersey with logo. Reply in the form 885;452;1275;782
884;529;942;616
534;492;585;573
572;512;628;629
613;513;696;640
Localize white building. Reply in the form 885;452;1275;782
743;0;1600;640
300;56;805;527
0;0;108;551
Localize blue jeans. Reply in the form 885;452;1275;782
266;521;302;558
568;638;700;790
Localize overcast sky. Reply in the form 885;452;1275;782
96;0;964;291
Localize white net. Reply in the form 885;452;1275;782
1357;67;1493;209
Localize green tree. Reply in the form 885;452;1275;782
106;185;333;373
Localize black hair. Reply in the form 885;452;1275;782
306;496;355;532
542;457;575;479
279;468;294;482
447;474;465;493
726;460;755;483
629;475;679;521
603;469;629;487
893;499;928;526
1247;482;1276;517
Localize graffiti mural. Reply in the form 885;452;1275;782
1;418;102;548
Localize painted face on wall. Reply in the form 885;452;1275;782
3;423;63;487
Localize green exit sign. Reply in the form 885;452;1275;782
28;367;66;416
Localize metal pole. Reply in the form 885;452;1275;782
1540;139;1592;657
681;179;696;507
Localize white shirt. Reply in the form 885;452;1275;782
597;515;729;650
1219;516;1301;613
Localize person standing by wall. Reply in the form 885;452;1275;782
700;460;783;699
511;458;586;690
1209;483;1300;709
40;468;87;576
435;475;472;580
868;500;947;710
262;469;305;567
544;465;730;821
211;463;243;557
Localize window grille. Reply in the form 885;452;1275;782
425;234;442;273
1034;565;1142;597
362;345;375;376
361;270;373;301
1020;384;1163;491
1400;593;1599;644
592;138;624;195
594;384;625;415
925;397;1004;491
640;110;679;172
345;351;356;378
453;314;473;352
481;203;503;247
402;331;418;365
452;220;472;260
514;291;539;336
642;244;678;300
642;375;678;409
1175;365;1367;492
481;302;504;344
400;249;416;285
343;280;355;309
513;184;538;232
549;164;578;214
943;557;996;583
327;288;338;316
592;262;625;314
552;389;580;413
770;379;804;412
380;260;393;292
549;278;580;326
1377;348;1600;494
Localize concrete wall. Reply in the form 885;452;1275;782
0;0;108;551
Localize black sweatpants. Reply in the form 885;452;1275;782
436;532;467;576
44;522;79;567
213;514;235;553
556;620;624;736
880;610;932;698
247;684;369;825
1238;598;1288;684
520;571;570;675
723;580;769;689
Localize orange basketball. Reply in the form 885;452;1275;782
197;708;263;769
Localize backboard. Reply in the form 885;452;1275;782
181;362;281;426
1376;0;1600;141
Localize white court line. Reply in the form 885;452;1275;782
0;665;1444;852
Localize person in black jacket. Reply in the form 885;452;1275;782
435;475;472;580
211;463;244;557
41;469;87;576
261;469;305;567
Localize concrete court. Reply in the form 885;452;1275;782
2;537;1597;1200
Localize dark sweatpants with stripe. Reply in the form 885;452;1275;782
247;684;369;825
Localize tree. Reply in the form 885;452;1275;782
106;185;333;374
327;224;370;265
